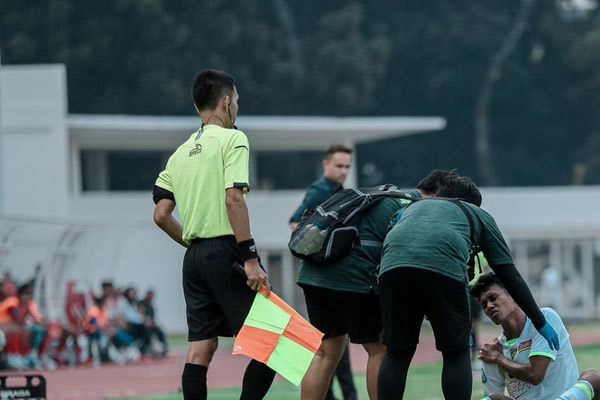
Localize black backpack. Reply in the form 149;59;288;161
288;184;417;265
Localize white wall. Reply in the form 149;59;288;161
0;65;69;218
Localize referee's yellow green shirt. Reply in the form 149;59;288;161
155;124;250;242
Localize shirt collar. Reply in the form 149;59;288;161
323;176;342;190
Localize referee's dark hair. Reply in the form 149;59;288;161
436;174;482;206
417;169;457;195
470;272;505;300
192;69;235;111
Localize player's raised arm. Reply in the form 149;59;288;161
476;208;559;350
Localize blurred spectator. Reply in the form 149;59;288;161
64;281;93;364
85;296;110;365
14;283;44;324
0;277;23;342
100;281;120;320
0;283;48;369
121;287;150;357
0;277;168;370
15;284;47;368
139;289;168;357
2;273;17;298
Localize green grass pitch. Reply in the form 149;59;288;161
120;344;600;400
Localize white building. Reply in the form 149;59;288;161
1;64;599;333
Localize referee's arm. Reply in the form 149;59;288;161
224;132;271;295
225;187;271;296
225;187;253;242
153;164;188;248
153;198;188;248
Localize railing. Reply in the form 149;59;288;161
1;215;599;333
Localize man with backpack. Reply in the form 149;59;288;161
289;144;353;230
295;170;458;400
376;176;560;400
289;144;356;400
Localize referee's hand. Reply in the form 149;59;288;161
244;259;271;297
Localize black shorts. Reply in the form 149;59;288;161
379;267;471;353
470;294;483;322
182;236;258;341
302;285;382;344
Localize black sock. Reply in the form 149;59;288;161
182;363;208;400
441;349;472;400
377;347;416;400
239;359;276;400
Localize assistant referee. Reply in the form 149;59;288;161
153;70;275;400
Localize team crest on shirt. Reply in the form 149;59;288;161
189;143;203;157
510;339;532;358
518;339;532;353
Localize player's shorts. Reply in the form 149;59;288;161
183;235;259;341
302;285;382;344
379;267;471;353
470;294;483;322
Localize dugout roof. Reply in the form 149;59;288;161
68;114;446;150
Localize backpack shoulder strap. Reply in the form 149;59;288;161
451;200;486;282
451;200;476;246
340;187;417;224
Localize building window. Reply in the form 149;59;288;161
81;150;170;191
255;151;323;190
81;149;327;191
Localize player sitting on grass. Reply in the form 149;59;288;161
472;272;587;400
481;369;600;400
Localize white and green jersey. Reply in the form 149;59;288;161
482;308;579;400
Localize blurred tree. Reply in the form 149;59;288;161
1;0;599;187
301;2;391;114
474;0;537;186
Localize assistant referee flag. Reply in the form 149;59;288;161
232;288;323;385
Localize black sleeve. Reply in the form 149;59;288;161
491;263;546;329
153;185;175;205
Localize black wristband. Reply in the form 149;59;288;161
238;239;258;261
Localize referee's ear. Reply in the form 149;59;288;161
219;95;229;112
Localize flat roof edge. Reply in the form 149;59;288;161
68;114;446;132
